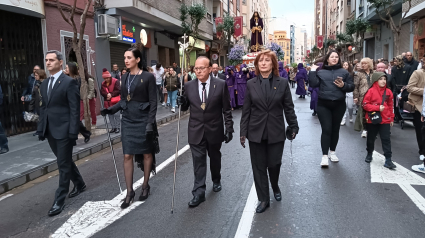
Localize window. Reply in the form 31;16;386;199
243;0;247;5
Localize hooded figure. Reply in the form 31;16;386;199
225;66;237;108
236;64;251;106
295;63;308;96
308;63;322;114
278;61;288;79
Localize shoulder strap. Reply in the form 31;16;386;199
381;89;387;105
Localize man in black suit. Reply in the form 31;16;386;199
178;57;234;207
38;50;85;216
211;63;226;80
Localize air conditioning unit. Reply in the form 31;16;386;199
98;14;119;36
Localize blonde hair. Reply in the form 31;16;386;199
360;57;373;71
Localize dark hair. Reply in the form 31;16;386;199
121;68;127;75
323;50;342;66
126;43;144;70
112;63;118;67
251;11;260;19
190;66;195;73
343;61;354;77
156;63;161;69
67;62;79;78
46;50;63;61
84;68;93;82
34;69;47;80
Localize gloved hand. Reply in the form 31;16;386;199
38;135;45;141
292;132;297;140
176;96;187;106
100;108;111;117
146;123;154;139
240;136;246;148
224;131;233;143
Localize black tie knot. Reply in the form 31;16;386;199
201;83;207;90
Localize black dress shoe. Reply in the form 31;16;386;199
109;128;116;133
84;132;91;143
33;132;39;136
139;184;150;201
0;148;9;154
48;201;65;216
274;191;282;201
213;183;222;192
68;184;86;198
115;128;120;133
256;201;270;213
188;194;206;207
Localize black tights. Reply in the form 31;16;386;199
123;154;153;201
317;99;346;155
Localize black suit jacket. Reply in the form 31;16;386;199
37;72;80;139
211;73;226;81
181;77;234;145
240;75;299;144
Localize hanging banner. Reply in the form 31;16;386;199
234;16;243;38
215;17;223;39
317;35;324;49
307;50;311;57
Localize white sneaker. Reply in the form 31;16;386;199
349;118;353;123
162;102;165;106
171;107;175;113
340;119;346;126
320;156;329;167
361;130;367;138
420;155;425;161
328;151;339;162
412;164;425;174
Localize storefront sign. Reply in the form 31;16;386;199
189;36;205;50
123;36;135;43
122;24;134;38
0;0;44;17
121;22;151;48
212;54;219;61
234;16;243;38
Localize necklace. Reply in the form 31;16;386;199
127;70;141;101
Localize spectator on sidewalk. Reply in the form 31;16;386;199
29;69;47;137
0;84;8;154
79;68;97;131
219;66;224;74
111;63;121;80
100;69;121;133
392;55;412;123
152;64;164;104
188;66;197;81
21;65;40;103
121;68;127;77
363;72;396;169
404;52;419;75
164;66;180;113
341;61;354;126
354;57;374;138
411;84;425;174
173;62;181;75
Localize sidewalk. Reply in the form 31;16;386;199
0;106;189;194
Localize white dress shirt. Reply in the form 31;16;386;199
48;71;63;93
198;76;211;101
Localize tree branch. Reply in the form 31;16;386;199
56;0;72;26
78;0;92;50
400;0;412;27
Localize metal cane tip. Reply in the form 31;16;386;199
171;210;173;214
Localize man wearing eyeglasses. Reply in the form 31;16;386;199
211;63;226;80
177;56;234;208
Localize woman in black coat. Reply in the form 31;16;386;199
240;50;299;213
309;50;354;168
101;44;158;209
29;69;47;136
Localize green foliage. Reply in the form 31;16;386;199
324;39;338;48
179;3;207;38
291;62;298;68
216;14;235;37
346;18;369;38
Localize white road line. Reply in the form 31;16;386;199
370;151;425;215
234;183;258;238
0;194;13;202
52;145;191;238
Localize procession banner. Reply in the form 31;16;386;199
317;35;324;49
215;17;223;39
234;16;243;38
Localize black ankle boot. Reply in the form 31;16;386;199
384;158;396;169
365;153;373;163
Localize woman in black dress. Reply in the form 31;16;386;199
29;69;46;136
101;44;158;209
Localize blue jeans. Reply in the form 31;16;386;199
0;121;8;150
168;90;178;108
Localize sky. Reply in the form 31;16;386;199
267;0;315;37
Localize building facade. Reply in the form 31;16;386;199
274;31;291;65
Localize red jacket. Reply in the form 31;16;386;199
362;82;394;124
100;78;121;109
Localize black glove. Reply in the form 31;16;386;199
100;108;111;117
224;131;233;143
240;136;246;148
176;96;187;106
146;123;154;139
38;135;45;141
69;133;78;140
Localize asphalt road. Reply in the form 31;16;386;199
1;88;424;238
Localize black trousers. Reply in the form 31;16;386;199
190;137;222;196
249;140;284;202
413;111;425;156
317;99;346;155
47;128;84;203
156;85;164;103
366;123;392;158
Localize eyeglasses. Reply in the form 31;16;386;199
194;67;209;72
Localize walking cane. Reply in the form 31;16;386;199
88;47;123;193
171;34;189;214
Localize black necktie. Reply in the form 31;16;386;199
48;76;54;100
201;83;207;101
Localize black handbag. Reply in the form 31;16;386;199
368;89;386;124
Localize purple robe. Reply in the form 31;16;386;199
295;63;308;96
308;86;319;111
236;64;251;106
225;66;236;108
250;17;264;52
278;62;288;79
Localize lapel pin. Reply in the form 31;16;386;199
141;79;143;83
274;87;276;90
214;85;216;88
59;81;61;84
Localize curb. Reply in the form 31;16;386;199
0;110;189;195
